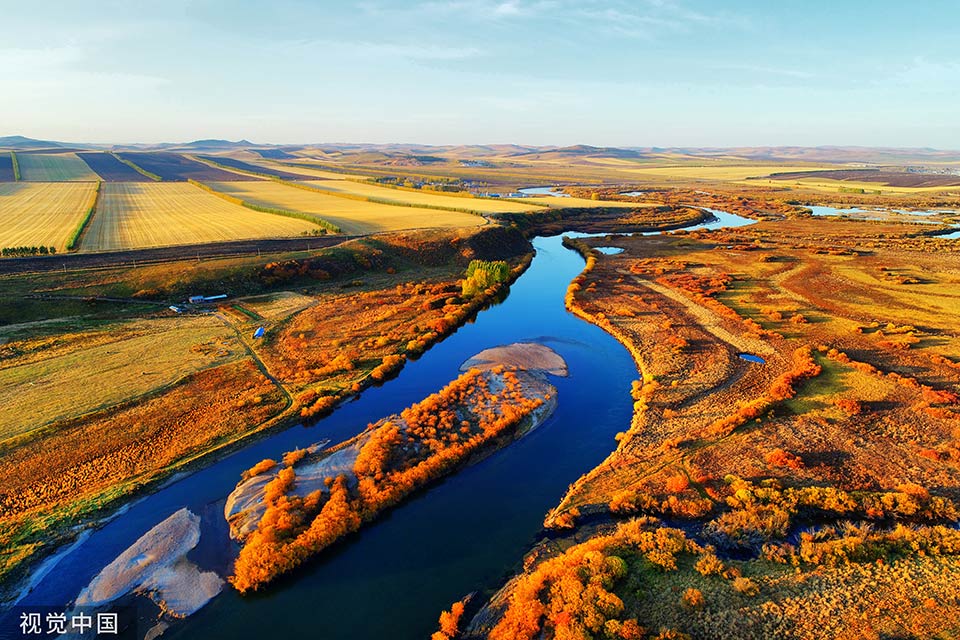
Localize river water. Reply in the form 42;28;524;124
6;213;755;640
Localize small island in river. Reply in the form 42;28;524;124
225;343;566;593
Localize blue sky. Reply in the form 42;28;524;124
3;0;958;147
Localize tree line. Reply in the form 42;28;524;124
1;245;57;257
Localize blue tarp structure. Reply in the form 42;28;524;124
253;326;265;339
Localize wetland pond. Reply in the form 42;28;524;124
807;204;960;234
517;186;570;197
6;211;756;640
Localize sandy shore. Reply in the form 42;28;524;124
75;508;223;617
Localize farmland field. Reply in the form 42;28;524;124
17;152;99;181
0;182;96;250
194;154;320;180
81;183;320;251
0;316;242;443
256;161;367;180
254;148;298;159
0;153;15;181
298;179;547;213
207;181;484;233
76;152;153;182
116;152;260;182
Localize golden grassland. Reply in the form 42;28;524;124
251;159;371;180
81;183;319;251
207;180;484;233
618;164;841;181
0;316;242;443
234;291;316;320
0;182;97;251
465;217;960;639
298;151;960;204
16;153;99;182
739;176;959;195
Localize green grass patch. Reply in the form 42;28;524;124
782;353;851;415
66;181;101;251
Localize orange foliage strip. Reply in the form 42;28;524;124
432;597;469;640
490;517;702;640
705;346;822;438
0;360;284;520
229;367;547;593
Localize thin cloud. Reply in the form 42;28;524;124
710;63;817;80
271;38;484;61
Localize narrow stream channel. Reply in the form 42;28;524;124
7;212;755;640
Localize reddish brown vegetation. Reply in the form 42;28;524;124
765;448;804;470
0;360;284;521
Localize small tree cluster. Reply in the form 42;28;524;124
1;246;57;257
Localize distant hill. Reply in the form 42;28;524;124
0;135;68;150
4;135;960;166
513;144;646;159
181;139;254;150
626;146;960;164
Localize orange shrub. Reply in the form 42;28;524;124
665;474;690;493
765;448;804;470
833;398;863;415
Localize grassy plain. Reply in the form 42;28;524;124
0;182;97;251
81;183;319;251
0;316;241;443
743;175;960;194
17;153;99;181
207;181;484;233
618;164;838;181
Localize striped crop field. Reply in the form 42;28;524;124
300;179;544;214
81;183;320;251
76;152;155;182
0;154;15;181
17;153;100;181
252;161;367;180
206;181;484;233
0;183;97;251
